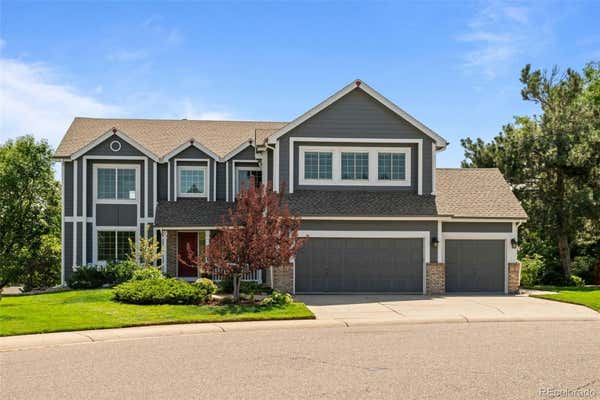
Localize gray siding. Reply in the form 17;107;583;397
63;162;73;217
76;222;83;266
157;163;168;201
277;88;434;194
300;220;438;263
86;223;93;264
85;134;147;157
267;148;274;184
168;146;214;200
63;222;73;281
443;222;512;233
76;160;83;216
226;146;259;201
96;204;138;226
292;142;418;191
216;162;226;200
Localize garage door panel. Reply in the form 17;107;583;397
295;238;423;293
445;240;505;292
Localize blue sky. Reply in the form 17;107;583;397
1;1;599;167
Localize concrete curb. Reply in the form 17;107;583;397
1;315;598;352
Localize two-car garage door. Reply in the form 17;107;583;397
295;238;423;293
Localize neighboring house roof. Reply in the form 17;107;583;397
54;117;286;160
435;168;528;220
266;80;449;148
155;168;527;227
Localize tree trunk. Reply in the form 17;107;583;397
232;274;241;303
558;234;571;279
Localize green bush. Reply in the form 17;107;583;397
21;234;61;291
131;267;164;281
260;290;293;306
113;278;209;305
571;256;597;284
193;278;218;296
67;265;107;289
520;255;543;287
105;260;139;284
570;275;585;287
217;277;267;294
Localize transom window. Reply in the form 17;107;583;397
97;231;135;262
178;166;206;197
97;167;136;200
378;152;406;180
304;151;332;180
341;152;369;180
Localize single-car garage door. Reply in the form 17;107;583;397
445;240;505;292
295;238;423;293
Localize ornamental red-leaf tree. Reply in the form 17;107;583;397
178;177;306;303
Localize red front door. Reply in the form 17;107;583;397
178;232;198;277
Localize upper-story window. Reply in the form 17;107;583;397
96;166;137;201
304;151;332;180
378;152;406;181
299;146;411;187
236;166;262;196
178;166;207;197
341;152;369;180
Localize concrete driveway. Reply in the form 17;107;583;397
296;294;600;324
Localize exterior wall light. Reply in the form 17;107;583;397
431;237;439;248
511;238;518;249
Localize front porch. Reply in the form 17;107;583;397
160;229;265;284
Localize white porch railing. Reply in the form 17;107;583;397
211;270;262;282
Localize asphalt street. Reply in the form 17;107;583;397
2;321;599;399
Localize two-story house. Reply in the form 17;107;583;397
54;80;527;294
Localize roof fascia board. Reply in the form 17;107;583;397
267;80;448;147
70;129;159;161
161;139;220;162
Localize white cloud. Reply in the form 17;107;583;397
180;99;232;121
0;58;119;147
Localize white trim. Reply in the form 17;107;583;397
213;161;217;202
176;164;208;198
442;232;514;294
70;129;159;161
225;161;229;201
161;230;167;273
222;141;254;162
274;144;280;191
431;143;436;195
73;159;77;269
298;229;430;294
144;158;148;218
158;226;220;230
93;163;140;205
233;164;261;198
262;150;269;189
153;161;157;216
267;80;448;148
297;145;412;188
437;220;442;263
61;162;65;285
93;226;139;264
109;140;121;152
161;140;220;162
82;158;87;265
301;216;450;221
231;160;260;199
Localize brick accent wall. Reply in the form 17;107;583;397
426;263;446;295
166;232;177;277
272;264;294;294
508;262;521;294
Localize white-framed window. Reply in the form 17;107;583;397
341;152;369;180
96;229;136;263
378;152;407;181
303;151;332;180
95;164;139;203
299;146;411;186
178;166;207;197
236;166;262;196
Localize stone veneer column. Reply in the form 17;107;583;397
166;232;178;277
508;262;522;294
426;263;446;295
272;264;294;294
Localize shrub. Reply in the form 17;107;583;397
131;267;164;281
260;290;293;306
570;275;585;288
21;234;61;292
193;278;218;296
520;255;543;287
217;277;267;295
113;278;209;305
571;256;597;284
67;265;107;289
105;260;139;284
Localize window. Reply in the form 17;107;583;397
341;152;369;180
97;231;135;262
178;166;206;197
236;167;262;195
378;153;406;180
304;152;332;180
97;167;136;200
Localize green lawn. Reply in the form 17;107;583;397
531;286;600;313
0;289;315;336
